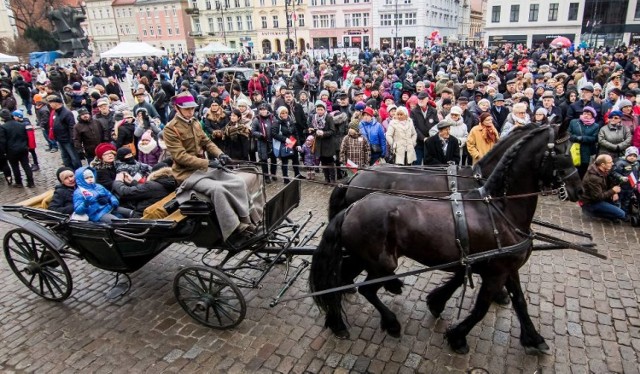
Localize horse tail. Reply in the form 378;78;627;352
328;183;349;220
309;209;347;319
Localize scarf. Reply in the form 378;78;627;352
481;122;498;144
312;113;327;130
138;138;158;155
579;113;595;125
513;115;527;125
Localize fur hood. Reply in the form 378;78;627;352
331;111;348;125
147;166;174;182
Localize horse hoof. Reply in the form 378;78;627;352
446;329;469;354
381;320;402;338
524;342;550;355
332;328;350;340
426;298;444;318
493;288;511;306
383;279;403;295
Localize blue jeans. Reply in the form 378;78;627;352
41;128;58;150
582;201;626;221
413;144;425;165
58;141;81;170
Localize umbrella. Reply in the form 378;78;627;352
550;36;571;48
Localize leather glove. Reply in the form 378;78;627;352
219;153;232;165
97;196;110;205
208;158;223;169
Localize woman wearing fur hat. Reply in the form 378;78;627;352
202;101;229;150
138;130;163;168
0;87;17;112
272;106;303;183
385;107;417;165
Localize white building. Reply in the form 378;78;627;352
0;0;17;41
372;0;463;50
85;0;121;52
483;0;583;48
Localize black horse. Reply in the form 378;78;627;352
309;124;583;354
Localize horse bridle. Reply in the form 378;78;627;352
540;125;577;201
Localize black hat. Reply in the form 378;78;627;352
436;120;452;130
417;91;429;100
258;103;270;110
46;95;63;104
0;109;11;121
609;88;623;96
116;146;133;161
56;167;74;183
77;107;89;116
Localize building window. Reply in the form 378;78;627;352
172;5;176;15
394;12;403;26
237;15;243;30
311;0;316;5
298;14;304;27
330;0;335;4
510;5;519;22
261;16;267;28
272;0;276;4
149;26;154;35
143;29;147;36
529;4;538;22
246;15;253;29
157;25;162;35
218;17;224;31
245;0;251;6
318;14;329;28
175;23;180;34
380;14;392;26
227;16;233;31
164;5;169;16
404;12;415;25
344;14;351;27
312;15;318;28
491;6;500;23
403;0;411;3
205;0;212;9
260;0;264;4
167;25;172;35
568;3;579;21
549;3;558;21
153;7;158;17
344;0;349;3
384;0;391;4
287;13;293;27
235;0;240;7
208;17;215;31
330;14;335;28
146;7;150;18
129;8;133;17
193;18;201;32
273;15;279;28
636;0;640;19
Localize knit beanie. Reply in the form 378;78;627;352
56;167;74;183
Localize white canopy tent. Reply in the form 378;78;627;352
195;42;237;55
0;52;19;63
100;42;167;58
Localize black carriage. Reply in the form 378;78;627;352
0;171;321;329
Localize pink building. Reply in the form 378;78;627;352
134;0;195;54
308;0;372;50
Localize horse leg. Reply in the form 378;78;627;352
427;269;465;318
358;273;402;337
340;254;364;294
445;273;507;354
505;271;550;355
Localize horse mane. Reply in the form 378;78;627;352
482;125;551;196
475;124;538;174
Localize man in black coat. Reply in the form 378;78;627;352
48;95;81;170
424;120;460;165
490;93;509;133
0;109;34;187
567;84;603;122
111;165;177;214
410;91;439;165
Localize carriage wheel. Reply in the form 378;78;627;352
173;266;246;329
3;228;73;301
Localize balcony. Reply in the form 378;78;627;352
208;32;216;36
189;31;204;37
185;7;199;15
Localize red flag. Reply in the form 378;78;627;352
629;173;638;188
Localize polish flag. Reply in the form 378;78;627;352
345;159;359;174
629;173;638;188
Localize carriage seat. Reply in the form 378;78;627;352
18;190;55;210
141;192;187;222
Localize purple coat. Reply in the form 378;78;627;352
138;146;163;167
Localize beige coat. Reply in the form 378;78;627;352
163;115;223;184
466;124;499;164
386;118;417;165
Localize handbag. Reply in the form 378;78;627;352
272;123;294;158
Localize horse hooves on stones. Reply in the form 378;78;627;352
381;320;402;338
493;288;511;306
331;328;350;340
445;329;469;354
426;296;444;318
383;279;403;295
524;342;551;356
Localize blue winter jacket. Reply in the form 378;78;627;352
359;120;387;155
73;166;119;222
568;119;600;165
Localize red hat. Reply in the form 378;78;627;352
354;77;362;85
95;142;117;159
363;107;375;117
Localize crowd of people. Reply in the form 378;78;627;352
0;43;639;225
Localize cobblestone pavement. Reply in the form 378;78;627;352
1;136;640;373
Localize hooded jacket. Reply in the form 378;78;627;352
112;167;176;212
73;117;104;157
72;167;119;222
49;184;76;215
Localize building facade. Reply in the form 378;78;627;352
188;0;257;52
0;0;17;41
112;0;139;43
85;0;121;52
135;0;194;54
306;0;373;51
467;0;485;46
483;0;583;48
372;0;463;50
253;0;309;55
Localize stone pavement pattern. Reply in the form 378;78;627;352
0;139;640;373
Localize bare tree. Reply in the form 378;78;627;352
9;0;66;34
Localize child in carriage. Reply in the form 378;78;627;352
115;147;152;182
612;146;640;219
72;167;134;223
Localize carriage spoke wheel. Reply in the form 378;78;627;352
173;266;246;329
3;228;72;301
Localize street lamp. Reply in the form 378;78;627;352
215;0;228;44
